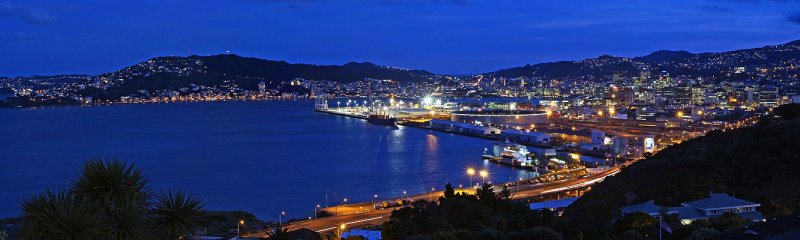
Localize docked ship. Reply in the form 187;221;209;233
483;141;535;167
367;113;398;127
482;140;573;174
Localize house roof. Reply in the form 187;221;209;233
621;200;663;215
430;119;498;131
341;229;382;240
529;197;578;210
682;193;760;210
668;206;705;220
502;129;551;137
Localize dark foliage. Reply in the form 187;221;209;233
563;104;800;239
18;158;206;240
382;183;564;240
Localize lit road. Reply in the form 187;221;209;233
248;164;627;237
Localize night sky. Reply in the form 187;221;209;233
2;0;799;76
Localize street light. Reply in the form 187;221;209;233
466;168;476;187
279;211;285;229
338;223;347;240
315;204;320;219
238;220;244;237
372;194;378;210
479;170;489;185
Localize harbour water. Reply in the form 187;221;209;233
0;100;533;220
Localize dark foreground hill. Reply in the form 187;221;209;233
563;104;800;238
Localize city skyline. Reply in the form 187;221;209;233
2;0;800;76
4;1;800;238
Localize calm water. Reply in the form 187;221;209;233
0;101;531;220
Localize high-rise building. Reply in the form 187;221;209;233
759;86;779;108
654;71;672;90
637;69;651;87
612;72;624;85
690;85;706;105
258;81;266;94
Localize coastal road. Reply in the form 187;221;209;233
249;165;625;237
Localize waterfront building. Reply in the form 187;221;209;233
500;129;551;144
545;128;600;145
450;109;548;126
429;119;501;136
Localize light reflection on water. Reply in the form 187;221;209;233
0;100;533;220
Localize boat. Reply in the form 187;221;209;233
367;114;398;127
487;141;534;167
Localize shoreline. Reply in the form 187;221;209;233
0;97;313;110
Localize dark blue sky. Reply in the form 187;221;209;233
1;0;799;76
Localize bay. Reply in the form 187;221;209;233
0;100;531;220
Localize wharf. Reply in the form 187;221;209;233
316;109;616;167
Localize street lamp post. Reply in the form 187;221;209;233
372;194;378;210
466;168;475;187
279;211;285;229
315;204;320;219
479;170;488;185
237;220;244;237
338;224;346;240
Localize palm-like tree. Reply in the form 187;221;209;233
71;158;151;209
19;188;101;240
265;225;294;240
151;191;205;239
20;158;205;240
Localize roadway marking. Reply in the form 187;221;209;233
316;216;385;232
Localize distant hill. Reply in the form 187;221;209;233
73;54;446;100
563;104;800;237
185;54;441;83
486;55;640;80
633;50;694;62
485;39;800;79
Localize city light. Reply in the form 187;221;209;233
479;170;489;184
422;96;433;106
6;9;797;240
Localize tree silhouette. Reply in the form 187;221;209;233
19;158;205;240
